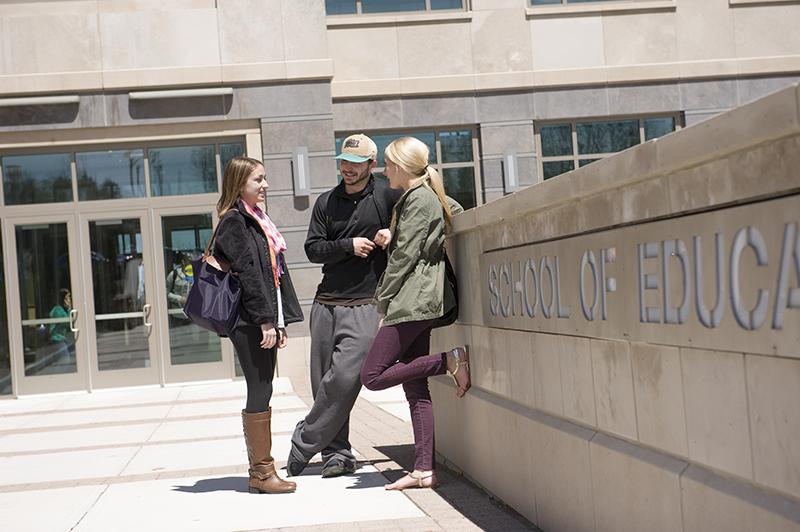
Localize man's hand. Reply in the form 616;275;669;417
352;237;376;258
373;229;392;250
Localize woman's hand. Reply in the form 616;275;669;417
278;328;288;349
373;229;392;250
378;315;384;329
259;322;277;349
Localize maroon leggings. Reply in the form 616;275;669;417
360;318;447;471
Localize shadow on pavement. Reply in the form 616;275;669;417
375;444;540;532
172;476;250;494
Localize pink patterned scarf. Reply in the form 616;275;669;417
241;200;287;285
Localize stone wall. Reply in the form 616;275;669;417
429;85;800;531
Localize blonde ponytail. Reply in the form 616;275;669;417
385;137;453;231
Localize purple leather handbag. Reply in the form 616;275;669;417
183;220;241;337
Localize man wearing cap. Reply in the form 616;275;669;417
287;133;401;478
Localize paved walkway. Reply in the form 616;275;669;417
0;376;536;531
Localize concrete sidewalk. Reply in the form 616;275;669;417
0;376;536;531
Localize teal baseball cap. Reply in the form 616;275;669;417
335;133;377;163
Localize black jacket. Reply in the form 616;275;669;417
305;176;401;300
214;200;303;327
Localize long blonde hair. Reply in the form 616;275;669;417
385;137;452;230
217;156;263;216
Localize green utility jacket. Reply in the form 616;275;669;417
375;178;463;326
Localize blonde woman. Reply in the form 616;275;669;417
360;137;470;490
214;156;304;494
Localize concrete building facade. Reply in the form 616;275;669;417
0;0;798;401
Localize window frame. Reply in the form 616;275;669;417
326;0;468;16
535;113;683;181
0;137;246;208
334;126;483;210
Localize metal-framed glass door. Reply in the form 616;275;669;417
80;211;161;388
3;215;87;394
152;207;234;383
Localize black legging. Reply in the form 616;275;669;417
230;325;277;413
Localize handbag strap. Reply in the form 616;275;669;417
203;211;236;273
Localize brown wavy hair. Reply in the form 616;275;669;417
216;156;264;217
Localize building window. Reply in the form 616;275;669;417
536;115;680;180
0;233;10;395
326;0;464;15
335;128;481;210
0;140;244;206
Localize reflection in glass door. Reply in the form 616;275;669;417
161;214;221;366
88;218;152;372
16;223;78;376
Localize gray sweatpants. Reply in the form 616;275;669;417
290;302;380;466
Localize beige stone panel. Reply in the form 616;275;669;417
99;9;220;70
473;70;536;91
604;62;680;84
738;55;800;77
682;465;800;532
221;62;286;83
2;15;101;74
331;79;403;99
681;348;753;480
0;71;104;94
102;65;223;89
530;16;605;71
576;176;673;234
532;333;563;416
679;58;740;79
97;0;215;12
285;59;334;80
533;66;607;87
631;342;688;457
399;74;474;94
471;9;532;74
590;433;685;532
469;326;494;394
510;413;539;524
747;355;800;499
475;327;511;399
733;5;800;58
591;339;637;440
280;0;328;61
602;11;678;66
217;0;285;64
451;231;484;327
286;266;322;302
471;0;520;9
532;416;595;532
328;26;400;82
675;0;736;62
396;22;473;78
0;0;96;16
559;335;596;427
507;330;536;410
655;85;800;179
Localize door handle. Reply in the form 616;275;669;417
69;309;79;333
142;303;152;334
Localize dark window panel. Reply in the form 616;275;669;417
362;0;426;13
149;145;217;197
644;117;676;141
76;149;145;201
2;153;73;205
540;124;573;157
542;160;575;180
325;0;357;14
576;119;639;155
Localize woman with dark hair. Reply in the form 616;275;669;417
213;156;303;494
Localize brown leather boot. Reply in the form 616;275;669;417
242;409;296;494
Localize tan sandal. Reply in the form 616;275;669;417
446;346;471;398
385;471;439;491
